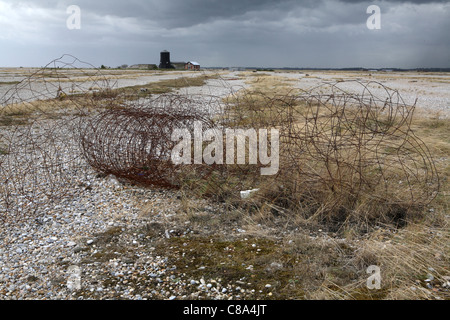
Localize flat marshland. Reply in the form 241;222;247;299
0;67;448;300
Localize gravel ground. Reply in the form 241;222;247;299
0;70;448;300
0;124;244;300
0;72;251;300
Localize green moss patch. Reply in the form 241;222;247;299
154;236;306;299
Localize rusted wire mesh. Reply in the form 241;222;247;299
222;81;439;221
0;56;440;225
0;55;117;221
78;95;217;188
0;55;224;221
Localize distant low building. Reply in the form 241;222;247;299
126;51;199;71
185;61;200;70
172;61;187;70
129;64;157;70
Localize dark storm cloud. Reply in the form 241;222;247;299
0;0;449;68
340;0;448;2
23;0;310;27
53;0;321;29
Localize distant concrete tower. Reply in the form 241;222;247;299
159;50;173;69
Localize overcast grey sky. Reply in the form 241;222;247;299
0;0;449;68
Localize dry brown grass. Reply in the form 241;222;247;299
175;72;449;300
119;73;214;96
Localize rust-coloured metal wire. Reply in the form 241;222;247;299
0;56;440;225
0;55;115;221
222;81;439;213
78;95;216;188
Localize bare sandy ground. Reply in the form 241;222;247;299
1;68;449;118
0;69;206;103
273;70;450;117
171;69;450;117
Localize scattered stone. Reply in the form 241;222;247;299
47;237;57;243
240;189;259;199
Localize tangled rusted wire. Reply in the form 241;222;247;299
0;55;440;225
222;81;439;220
0;55;116;221
78;95;217;188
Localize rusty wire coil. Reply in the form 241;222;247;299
78;95;217;188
